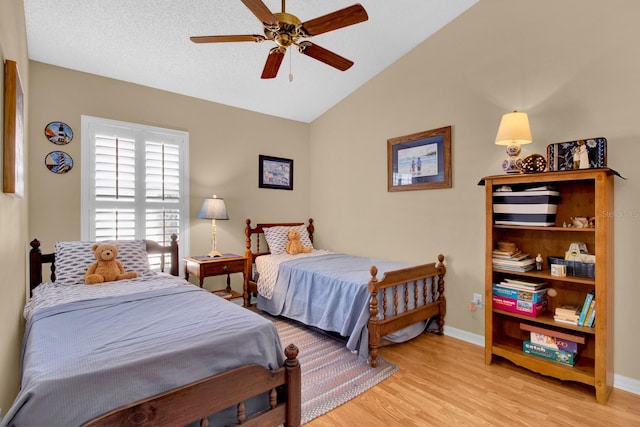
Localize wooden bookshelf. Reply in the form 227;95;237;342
482;169;614;404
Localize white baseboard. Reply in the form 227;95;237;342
443;325;640;396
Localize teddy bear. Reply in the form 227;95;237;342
85;243;138;284
285;229;313;255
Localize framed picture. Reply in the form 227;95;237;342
3;60;25;197
259;155;293;190
387;126;452;192
546;138;607;171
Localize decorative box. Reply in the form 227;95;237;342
492;295;547;317
492;190;561;226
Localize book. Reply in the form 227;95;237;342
523;340;577;366
553;317;579;326
583;299;596;327
502;278;548;290
492;258;535;267
586;306;596;327
492;283;547;302
555;305;581;318
493;264;535;272
578;291;595;326
492;252;530;261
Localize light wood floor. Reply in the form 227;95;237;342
306;333;640;427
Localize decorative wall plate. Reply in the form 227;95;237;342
45;151;73;174
45;121;73;145
546;137;607;171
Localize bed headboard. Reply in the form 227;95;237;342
244;218;314;265
29;234;179;295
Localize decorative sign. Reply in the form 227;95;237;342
45;151;73;174
45;121;73;145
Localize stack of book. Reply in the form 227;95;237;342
520;323;585;366
492;278;548;317
577;290;596;327
553;305;581;325
492;247;535;272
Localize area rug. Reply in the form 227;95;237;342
268;315;399;424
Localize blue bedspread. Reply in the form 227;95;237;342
3;285;283;427
257;253;430;358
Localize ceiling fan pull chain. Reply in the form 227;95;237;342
288;47;294;82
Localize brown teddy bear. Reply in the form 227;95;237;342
285;229;313;255
85;243;138;284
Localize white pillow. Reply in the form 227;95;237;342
263;225;313;255
54;239;151;284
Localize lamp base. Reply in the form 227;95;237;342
207;249;223;258
502;143;523;174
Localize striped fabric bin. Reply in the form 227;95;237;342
493;190;561;226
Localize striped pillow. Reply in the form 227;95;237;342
263;225;313;255
54;240;151;284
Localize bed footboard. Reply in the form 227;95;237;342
85;344;301;427
367;254;446;367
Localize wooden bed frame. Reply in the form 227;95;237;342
28;235;302;427
244;218;446;367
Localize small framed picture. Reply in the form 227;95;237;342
259;155;293;190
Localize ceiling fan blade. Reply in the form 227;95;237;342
299;4;368;37
190;35;267;43
261;47;286;79
241;0;279;26
298;42;353;71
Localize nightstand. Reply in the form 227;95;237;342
184;254;250;304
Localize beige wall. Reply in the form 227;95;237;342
310;0;640;382
0;0;29;414
28;61;310;288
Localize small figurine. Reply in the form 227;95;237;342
535;254;543;271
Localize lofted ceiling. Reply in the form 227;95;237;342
24;0;477;123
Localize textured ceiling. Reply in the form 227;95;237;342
24;0;477;123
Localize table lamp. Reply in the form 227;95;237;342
495;110;533;174
198;195;229;257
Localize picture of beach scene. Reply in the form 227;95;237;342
394;142;438;185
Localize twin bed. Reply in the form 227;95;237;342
4;220;446;426
4;236;300;427
244;219;447;367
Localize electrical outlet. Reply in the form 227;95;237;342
472;293;483;308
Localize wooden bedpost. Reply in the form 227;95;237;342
170;234;179;277
284;344;301;427
30;239;43;293
436;254;446;335
367;266;380;368
307;218;314;244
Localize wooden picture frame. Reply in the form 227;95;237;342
387;126;452;192
259;155;293;190
3;60;25;197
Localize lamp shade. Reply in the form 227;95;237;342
198;196;229;220
495;111;533;146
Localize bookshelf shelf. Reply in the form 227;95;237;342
482;168;614;404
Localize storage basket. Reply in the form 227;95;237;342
547;256;595;279
493;190;561;226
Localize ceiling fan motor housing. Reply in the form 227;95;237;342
266;12;302;48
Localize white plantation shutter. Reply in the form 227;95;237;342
82;116;189;270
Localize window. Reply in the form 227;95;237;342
81;116;189;269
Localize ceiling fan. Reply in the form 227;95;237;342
190;0;369;79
